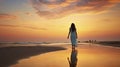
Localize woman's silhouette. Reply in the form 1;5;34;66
67;49;78;67
67;23;78;49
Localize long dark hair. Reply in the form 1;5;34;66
70;23;76;32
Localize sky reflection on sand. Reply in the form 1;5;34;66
11;43;120;67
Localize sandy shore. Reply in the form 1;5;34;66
10;43;120;67
0;46;66;67
0;43;120;67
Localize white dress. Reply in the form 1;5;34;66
70;31;77;46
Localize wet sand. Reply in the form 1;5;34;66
10;43;120;67
0;46;66;67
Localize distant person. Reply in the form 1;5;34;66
67;49;78;67
67;23;78;49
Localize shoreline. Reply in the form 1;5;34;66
10;44;120;67
0;46;66;67
95;41;120;47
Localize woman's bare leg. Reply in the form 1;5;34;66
72;46;73;49
74;45;75;49
72;45;75;50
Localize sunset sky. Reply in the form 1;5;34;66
0;0;120;42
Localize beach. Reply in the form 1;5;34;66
0;43;120;67
0;45;66;67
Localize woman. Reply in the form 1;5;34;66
67;23;78;49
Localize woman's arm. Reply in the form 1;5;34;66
76;30;78;39
67;28;70;39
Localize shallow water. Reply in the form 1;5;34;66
10;43;120;67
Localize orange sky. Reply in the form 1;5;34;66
0;0;120;42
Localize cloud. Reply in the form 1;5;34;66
0;24;47;31
30;0;120;18
0;13;17;20
25;12;33;16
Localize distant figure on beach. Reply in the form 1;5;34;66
67;23;78;49
67;49;78;67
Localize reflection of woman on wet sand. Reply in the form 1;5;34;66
67;23;78;49
67;49;78;67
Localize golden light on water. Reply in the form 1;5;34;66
11;44;120;67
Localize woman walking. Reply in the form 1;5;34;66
67;23;78;49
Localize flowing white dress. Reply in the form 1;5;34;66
70;31;77;46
